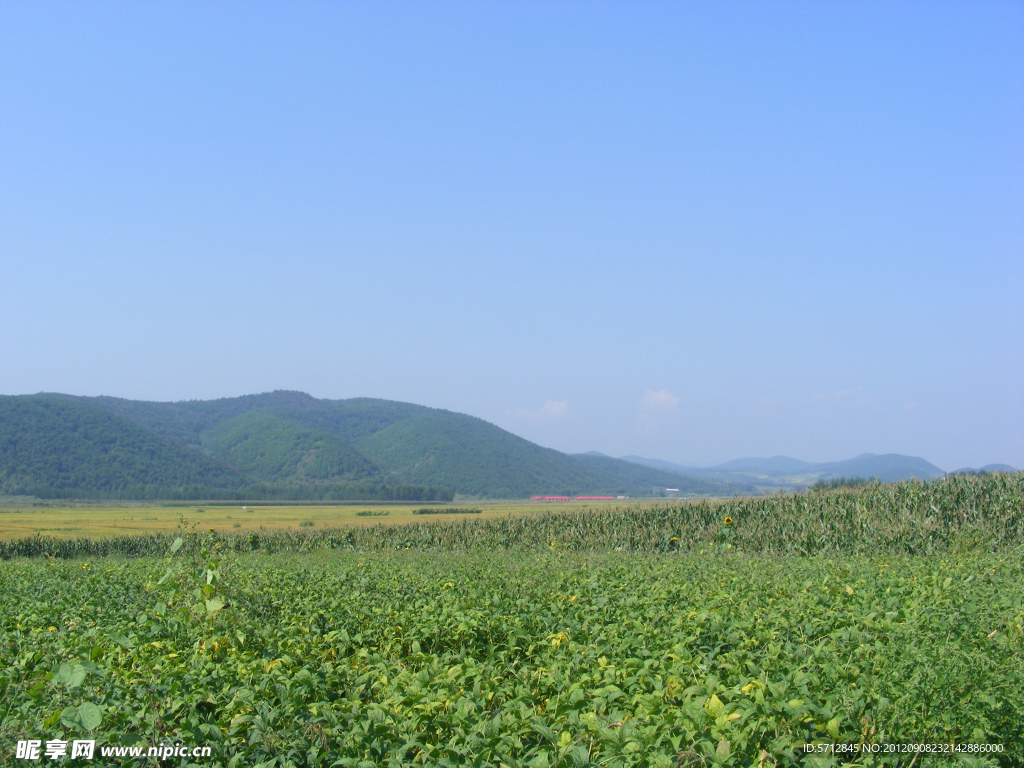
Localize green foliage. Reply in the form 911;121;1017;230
1;548;1020;766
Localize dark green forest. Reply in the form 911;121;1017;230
0;395;243;494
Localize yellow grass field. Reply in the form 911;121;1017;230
0;498;681;540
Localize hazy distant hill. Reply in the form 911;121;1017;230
811;453;944;482
2;391;730;499
620;452;946;487
618;455;698;474
715;456;817;476
569;453;749;496
951;464;1018;475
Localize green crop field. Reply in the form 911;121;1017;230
1;474;1022;766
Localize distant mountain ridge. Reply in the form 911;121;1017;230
5;391;998;500
620;452;952;486
1;392;731;499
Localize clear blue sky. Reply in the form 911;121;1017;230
2;2;1021;471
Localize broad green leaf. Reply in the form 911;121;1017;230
704;694;724;717
110;632;134;649
52;663;71;685
78;702;102;730
531;722;556;743
60;705;82;731
205;598;226;615
67;666;87;688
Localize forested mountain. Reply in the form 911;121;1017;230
200;411;381;483
0;395;244;496
2;391;728;499
354;412;603;498
82;392;427;450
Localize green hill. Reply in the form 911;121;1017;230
270;397;434;444
82;391;725;497
200;411;381;483
353;412;606;497
4;391;742;499
78;390;331;450
79;393;433;447
0;394;244;496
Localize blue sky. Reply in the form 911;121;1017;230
2;2;1021;470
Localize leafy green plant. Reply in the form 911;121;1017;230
151;515;236;630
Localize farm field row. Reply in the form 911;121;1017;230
2;549;1021;766
0;498;663;541
2;473;1020;560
